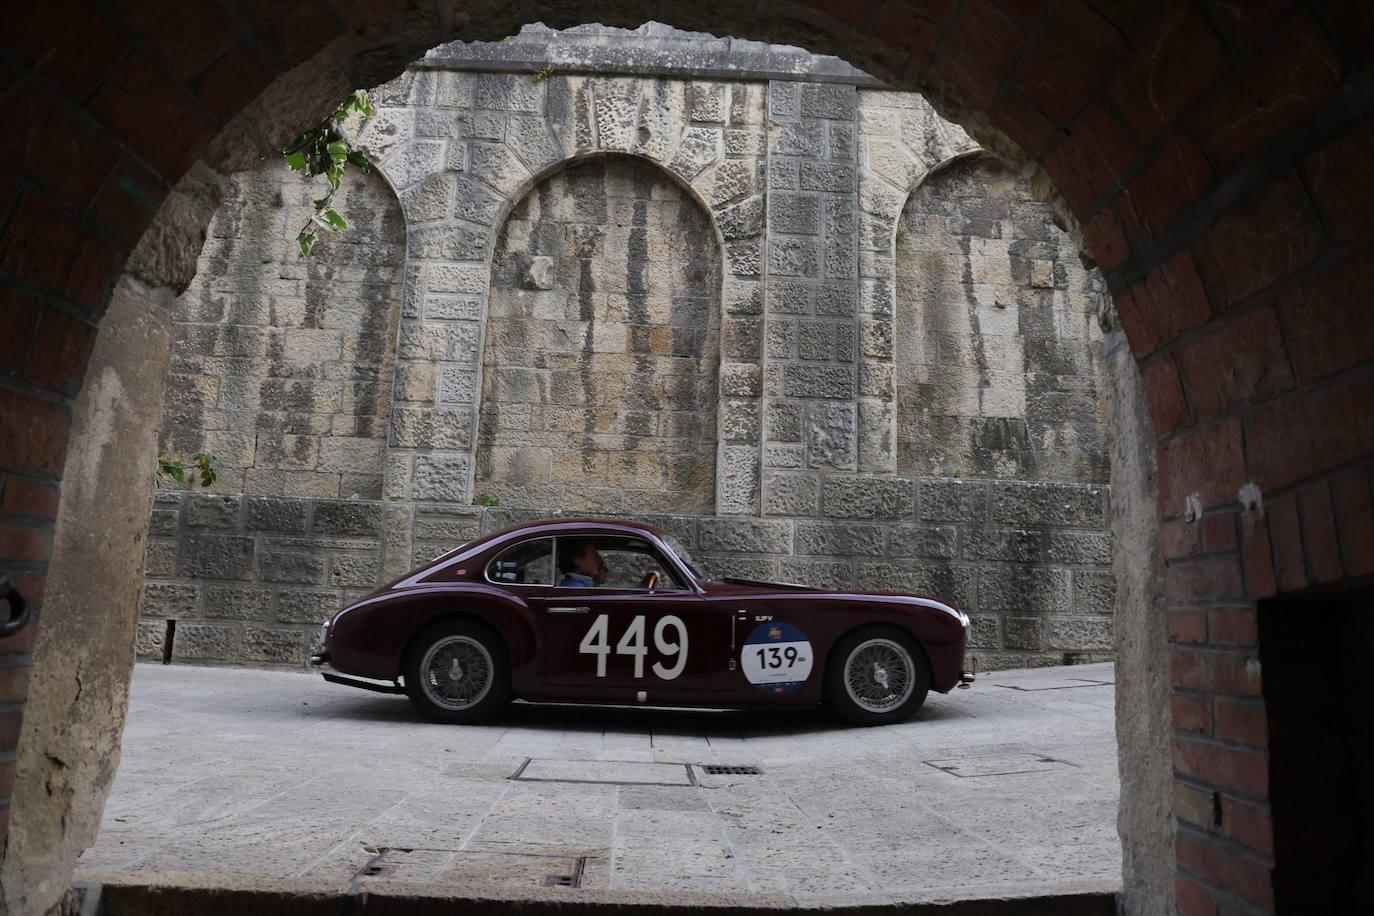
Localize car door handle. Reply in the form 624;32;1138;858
548;606;591;614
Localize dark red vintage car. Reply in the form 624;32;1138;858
312;519;974;726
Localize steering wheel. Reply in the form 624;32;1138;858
639;571;660;590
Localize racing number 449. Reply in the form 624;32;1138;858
578;614;687;680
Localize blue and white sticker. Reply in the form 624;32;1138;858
741;622;813;694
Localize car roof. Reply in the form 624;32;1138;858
452;517;671;562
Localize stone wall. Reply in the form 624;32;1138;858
139;476;1111;670
477;156;722;513
896;155;1108;483
161;165;406;501
138;25;1115;672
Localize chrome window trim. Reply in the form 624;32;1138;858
483;536;556;588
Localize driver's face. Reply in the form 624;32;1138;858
574;547;605;581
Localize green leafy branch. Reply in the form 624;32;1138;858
158;452;218;489
282;90;375;256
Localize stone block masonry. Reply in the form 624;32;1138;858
139;25;1114;674
139;477;1112;671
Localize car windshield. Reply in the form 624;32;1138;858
662;533;713;582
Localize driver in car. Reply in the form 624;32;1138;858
559;540;606;587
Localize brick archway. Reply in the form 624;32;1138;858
5;3;1372;913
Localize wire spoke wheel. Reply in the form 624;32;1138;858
843;637;916;714
419;635;494;710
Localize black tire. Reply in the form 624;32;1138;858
403;618;510;723
826;625;931;726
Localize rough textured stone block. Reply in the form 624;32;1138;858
149;508;180;536
330;554;381;588
201;586;274;621
698;554;777;581
185;494;241;530
806;402;857;470
762;472;817;517
145;540;177;577
990;482;1107;527
245;497;310;533
1073;571;1117;614
1047;616;1113;650
778;558;852;590
242;627;312;665
413;453;473;502
821;476;914;519
968;615;1000;649
962;529;1045;563
918;479;989;523
698;518;791;554
1047;532;1113;566
260;551;328;585
179;534;255;581
1004;617;1044;650
888;525;957;559
141;583;198;617
784;366;855;399
800;84;855;119
135;620;165;659
794;521;883;557
313;501;384;537
855;562;975;607
173;623;241;661
978;567;1072;614
277;590;344;625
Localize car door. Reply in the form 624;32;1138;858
526;535;712;703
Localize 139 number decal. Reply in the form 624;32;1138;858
578;614;688;680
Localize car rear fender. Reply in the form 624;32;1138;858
330;587;538;687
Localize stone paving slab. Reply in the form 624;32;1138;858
77;662;1121;907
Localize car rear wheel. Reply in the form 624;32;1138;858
403;619;510;723
827;626;930;726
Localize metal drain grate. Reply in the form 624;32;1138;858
699;764;763;775
543;873;576;887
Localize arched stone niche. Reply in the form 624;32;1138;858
894;154;1108;483
477;155;722;514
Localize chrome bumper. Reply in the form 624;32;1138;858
958;671;975;689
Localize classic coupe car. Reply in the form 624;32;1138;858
312;519;974;726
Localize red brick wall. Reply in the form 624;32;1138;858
4;3;1372;911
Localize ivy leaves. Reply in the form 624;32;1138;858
282;90;374;256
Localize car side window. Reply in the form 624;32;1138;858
486;538;554;586
555;536;685;590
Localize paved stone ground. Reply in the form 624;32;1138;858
77;662;1120;907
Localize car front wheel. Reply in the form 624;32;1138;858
827;626;930;726
403;619;510;723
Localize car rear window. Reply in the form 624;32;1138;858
486;538;554;586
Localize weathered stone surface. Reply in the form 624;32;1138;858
1073;570;1117;614
144;540;177;577
991;482;1107;527
821;476;913;519
313;502;384;537
698;519;791;554
185;494;241;530
778;558;853;590
978;567;1073;614
141;583;198;617
277;590;344;624
918;479;989;523
856;562;975;607
245;497;310;533
1047;616;1113;650
762;472;816;517
329;554;381;588
413;453;473;502
260;551;328;585
962;528;1045;563
242;627;312;664
179;534;255;581
794;521;883;557
1004;617;1044;650
201;586;274;621
1047;531;1113;566
888;525;957;559
173;623;241;660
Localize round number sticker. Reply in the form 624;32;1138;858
741;622;813;694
